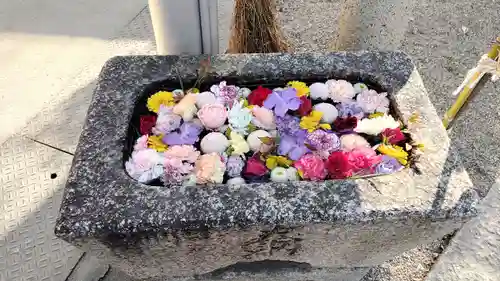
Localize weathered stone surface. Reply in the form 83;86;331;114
55;52;477;280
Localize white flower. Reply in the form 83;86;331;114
354;115;400;135
313;103;338;123
326;79;356;103
227;177;246;185
210;159;226;184
125;149;164;183
353;83;368;94
309;82;329;100
271;167;288;182
356;90;390;114
200;132;229;154
238;87;251;98
286;167;299;181
196;91;218;108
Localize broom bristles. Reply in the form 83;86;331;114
228;0;289;53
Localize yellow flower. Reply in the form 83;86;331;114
369;112;385;119
377;144;408;165
300;111;331;132
147;91;175;113
147;135;168;152
287;81;310;97
229;131;250;156
266;155;293;170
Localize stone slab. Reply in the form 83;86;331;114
54;52;477;280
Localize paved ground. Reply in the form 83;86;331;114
1;0;499;280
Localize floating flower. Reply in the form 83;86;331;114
270;167;289;182
243;154;268;178
197;104;228;129
196;91;218;108
247;130;273;153
125;149;164;183
309;82;329;100
229;131;250;156
354;115;400;135
297;96;312;116
381;128;406;145
265;155;293;170
306;130;341;159
164;145;200;163
347;147;381;174
263;88;301;117
163;157;194;185
173;93;197;121
278;134;310;161
333;116;358;133
200;132;229;154
353;83;368;94
147;91;175;113
300;111;331;132
163;122;203;146
134;135;149;151
313;103;338;123
356;90;390;114
147;135;168;152
251;106;276;130
325;151;354;179
294;154;327;181
276;115;307;140
195;153;226;184
248;86;272;106
336;102;365;119
326;80;356;103
152;105;182;135
377;144;408;165
339;134;370;152
287;81;310;97
375;155;404;174
140;115;157;135
228;100;253;135
211;81;239;106
226;156;245;178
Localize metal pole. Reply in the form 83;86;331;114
148;0;203;55
148;0;220;55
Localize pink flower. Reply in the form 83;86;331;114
197;104;228;129
243;154;269;178
164;157;194;184
125;149;164;183
195;153;226;184
294;154;327;181
164;145;200;163
134;135;149;151
327;80;356;103
347;147;382;174
340;134;371;152
355;90;389;114
251;106;276;130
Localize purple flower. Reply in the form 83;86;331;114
278;134;310;161
263;88;301;117
306;130;341;159
375;155;404;174
276;115;307;141
226;156;245;178
211;81;239;106
336;102;365;119
162;122;203;145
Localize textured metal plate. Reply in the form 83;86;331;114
0;135;83;281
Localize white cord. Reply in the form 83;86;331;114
452;54;500;96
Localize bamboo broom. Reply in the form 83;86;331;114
228;0;289;53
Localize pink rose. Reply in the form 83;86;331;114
134;135;149;151
340;134;370;152
164;157;194;184
293;154;327;181
197;104;228;129
327;80;356;103
251;106;276;130
356;90;389;114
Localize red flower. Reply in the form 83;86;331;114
140;115;157;135
243;155;268;177
297;96;312;116
325;151;354;179
248;86;272;106
381;128;406;145
333;116;358;132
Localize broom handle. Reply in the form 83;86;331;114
442;37;500;129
